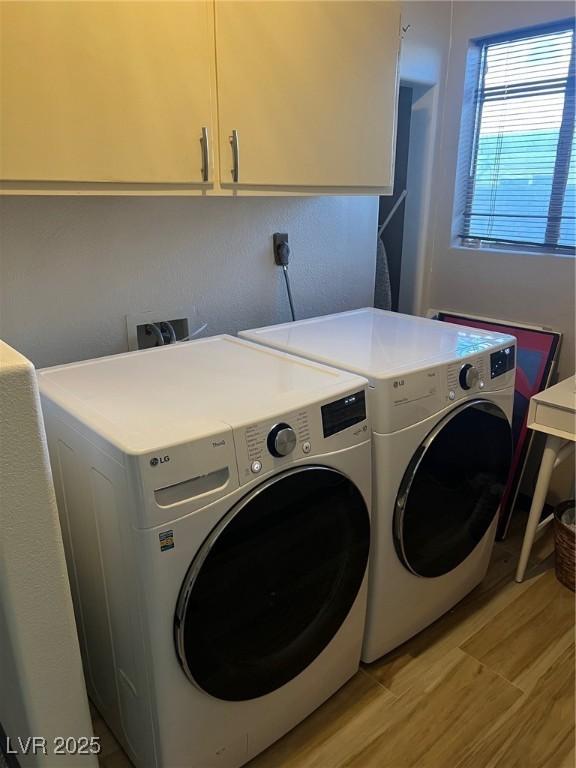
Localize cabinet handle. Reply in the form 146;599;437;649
230;129;240;183
201;126;210;183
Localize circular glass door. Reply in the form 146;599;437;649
394;400;512;578
174;466;370;701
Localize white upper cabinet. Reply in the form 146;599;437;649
0;1;217;185
215;1;401;191
0;1;401;194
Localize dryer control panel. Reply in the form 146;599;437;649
446;356;487;401
376;342;516;434
490;346;516;379
236;389;369;484
445;342;516;404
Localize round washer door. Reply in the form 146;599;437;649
394;400;512;578
175;466;370;701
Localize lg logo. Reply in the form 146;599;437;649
150;456;170;467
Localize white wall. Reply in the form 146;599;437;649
398;1;453;313
0;341;95;767
400;0;452;86
418;0;575;502
0;196;378;368
423;1;576;382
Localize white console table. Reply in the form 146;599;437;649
515;377;576;583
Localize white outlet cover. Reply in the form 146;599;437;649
126;306;203;351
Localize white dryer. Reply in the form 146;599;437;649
240;308;516;661
38;335;372;767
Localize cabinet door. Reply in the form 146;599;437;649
0;1;216;184
215;1;400;190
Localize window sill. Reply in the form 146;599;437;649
450;242;576;260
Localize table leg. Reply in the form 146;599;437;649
515;434;565;583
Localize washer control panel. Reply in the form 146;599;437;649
267;423;297;457
236;389;369;483
244;409;311;470
321;390;366;438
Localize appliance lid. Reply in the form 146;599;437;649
240;308;516;384
37;335;367;453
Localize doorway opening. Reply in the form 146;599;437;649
375;80;440;316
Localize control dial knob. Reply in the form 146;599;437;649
267;423;297;457
459;363;480;391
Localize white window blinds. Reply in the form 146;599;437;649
460;21;575;252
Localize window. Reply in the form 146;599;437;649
457;21;575;253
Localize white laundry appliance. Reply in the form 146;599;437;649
240;308;516;661
38;335;372;767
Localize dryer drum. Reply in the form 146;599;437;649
174;466;370;701
394;400;513;578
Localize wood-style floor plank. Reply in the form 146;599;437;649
94;525;574;768
344;649;522;768
247;671;396;768
454;643;575;768
92;716;122;762
363;567;543;697
461;569;575;691
100;751;133;768
363;520;557;699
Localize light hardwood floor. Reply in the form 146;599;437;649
94;514;575;768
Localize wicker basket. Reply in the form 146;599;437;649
554;500;575;592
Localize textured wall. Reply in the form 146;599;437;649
0;341;95;767
0;196;378;368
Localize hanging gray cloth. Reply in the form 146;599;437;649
374;189;407;311
374;234;392;310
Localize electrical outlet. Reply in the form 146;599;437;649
126;307;205;351
273;233;290;265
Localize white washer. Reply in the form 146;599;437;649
38;335;372;768
240;308;516;661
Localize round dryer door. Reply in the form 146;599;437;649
174;466;370;701
394;400;512;578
